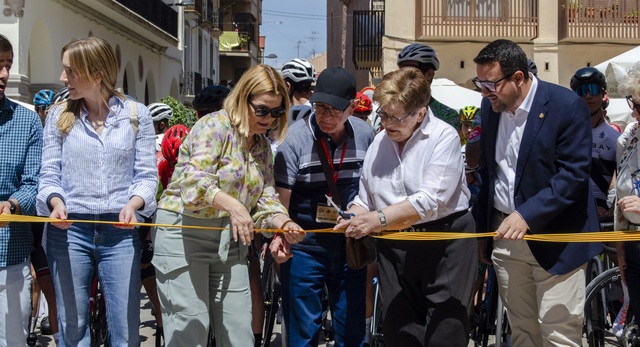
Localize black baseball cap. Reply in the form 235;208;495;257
310;67;356;111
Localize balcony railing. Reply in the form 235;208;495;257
182;71;205;96
353;11;384;69
419;0;538;40
561;0;640;41
184;0;203;15
114;0;178;37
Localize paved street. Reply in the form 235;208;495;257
29;290;602;347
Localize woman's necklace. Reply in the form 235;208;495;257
90;119;105;129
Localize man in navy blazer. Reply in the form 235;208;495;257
473;39;602;346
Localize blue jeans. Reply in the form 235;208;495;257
47;214;141;347
281;246;366;347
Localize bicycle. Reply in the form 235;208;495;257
582;266;640;347
370;276;384;347
89;274;109;347
470;264;510;347
260;238;280;347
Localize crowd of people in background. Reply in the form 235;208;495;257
3;30;640;347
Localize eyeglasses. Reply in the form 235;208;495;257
631;169;640;196
35;105;47;113
313;103;343;118
248;100;286;118
574;84;603;97
627;95;640;114
377;107;418;124
472;72;514;92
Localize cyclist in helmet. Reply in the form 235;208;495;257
147;102;173;153
353;92;373;122
193;84;230;118
158;124;190;189
31;88;61;344
33;89;54;124
570;66;620;220
280;58;315;124
527;58;538;77
397;43;459;131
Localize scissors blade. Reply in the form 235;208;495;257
324;194;342;212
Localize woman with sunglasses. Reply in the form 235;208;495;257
151;64;305;346
615;62;640;326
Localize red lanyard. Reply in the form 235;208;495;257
320;138;348;186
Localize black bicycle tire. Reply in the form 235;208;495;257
90;280;109;347
584;266;622;347
261;252;280;347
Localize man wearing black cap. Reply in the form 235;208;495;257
273;67;374;346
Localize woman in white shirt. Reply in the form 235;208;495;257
335;67;477;347
615;62;640;325
37;37;158;346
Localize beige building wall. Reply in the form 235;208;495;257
347;0;639;90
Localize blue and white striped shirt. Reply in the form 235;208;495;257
37;96;158;219
0;98;43;267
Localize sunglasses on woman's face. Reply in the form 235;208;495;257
248;100;286;118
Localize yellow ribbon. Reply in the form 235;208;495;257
2;214;639;242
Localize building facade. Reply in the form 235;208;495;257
333;0;640;90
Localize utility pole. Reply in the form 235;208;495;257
306;31;318;57
295;40;305;58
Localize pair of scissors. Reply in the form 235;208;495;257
325;195;355;220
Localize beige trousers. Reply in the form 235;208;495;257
491;214;586;347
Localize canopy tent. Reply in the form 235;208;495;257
595;46;640;98
430;78;482;111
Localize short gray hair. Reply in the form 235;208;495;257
619;62;640;99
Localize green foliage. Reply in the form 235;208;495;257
158;96;198;128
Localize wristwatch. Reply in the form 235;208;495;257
7;200;16;214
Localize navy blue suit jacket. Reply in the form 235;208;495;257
474;78;602;275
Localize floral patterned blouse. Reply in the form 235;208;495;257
157;110;287;229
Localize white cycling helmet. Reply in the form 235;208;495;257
397;43;440;71
148;102;173;122
281;58;316;84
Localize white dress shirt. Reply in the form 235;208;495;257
350;107;469;223
493;76;538;214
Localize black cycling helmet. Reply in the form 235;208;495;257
570;67;607;92
397;43;440;71
52;87;70;104
193;84;231;114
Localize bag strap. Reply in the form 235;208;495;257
314;138;343;208
128;100;138;137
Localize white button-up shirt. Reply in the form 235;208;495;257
351;107;469;222
493;76;538;214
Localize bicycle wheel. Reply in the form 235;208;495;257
89;277;109;347
261;251;280;347
584;266;623;347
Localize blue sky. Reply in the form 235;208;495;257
260;0;327;68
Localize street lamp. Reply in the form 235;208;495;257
265;53;278;68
